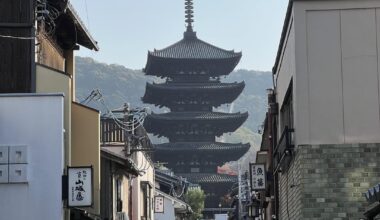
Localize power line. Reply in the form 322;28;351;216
0;34;34;40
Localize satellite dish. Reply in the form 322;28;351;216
55;15;77;50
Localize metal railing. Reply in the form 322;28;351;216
273;126;294;173
101;117;125;143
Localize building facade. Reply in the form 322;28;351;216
0;1;100;219
269;0;380;219
0;94;64;219
101;115;155;220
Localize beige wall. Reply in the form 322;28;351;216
131;152;155;220
110;174;130;218
36;64;72;166
122;176;130;214
276;0;380;146
72;102;101;215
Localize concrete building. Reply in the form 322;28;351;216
101;116;155;220
154;167;192;220
154;190;191;220
101;146;140;220
0;1;100;219
0;94;64;219
269;0;380;219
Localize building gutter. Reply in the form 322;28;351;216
66;3;99;51
272;0;294;75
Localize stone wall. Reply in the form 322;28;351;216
278;143;380;220
278;148;303;220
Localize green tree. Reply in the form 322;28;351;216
185;188;206;220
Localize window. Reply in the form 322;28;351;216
280;81;293;133
141;182;152;220
116;178;123;212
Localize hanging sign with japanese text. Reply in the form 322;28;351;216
154;196;164;213
68;166;93;207
250;163;266;191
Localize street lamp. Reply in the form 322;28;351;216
248;200;260;219
219;203;222;214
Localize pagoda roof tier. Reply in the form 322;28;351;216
144;111;248;138
154;142;250;165
178;173;237;184
144;32;241;77
155;142;250;151
142;82;245;108
148;111;248;121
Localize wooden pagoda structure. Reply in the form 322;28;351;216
142;0;250;216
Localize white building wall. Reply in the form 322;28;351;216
275;18;296;108
131;151;155;220
306;10;345;144
285;0;380;145
275;15;296;140
154;196;175;220
0;94;64;220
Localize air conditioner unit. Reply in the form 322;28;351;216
116;212;128;220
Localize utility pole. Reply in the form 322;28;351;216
123;103;131;156
238;162;242;220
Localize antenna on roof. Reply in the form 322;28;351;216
185;0;194;32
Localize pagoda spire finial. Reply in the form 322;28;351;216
185;0;194;32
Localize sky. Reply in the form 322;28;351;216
71;0;288;72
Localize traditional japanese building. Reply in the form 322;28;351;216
142;0;250;217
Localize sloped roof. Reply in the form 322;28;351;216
148;35;241;60
144;31;242;77
66;3;99;51
155;142;250;151
149;111;248;121
178;173;237;184
146;81;245;90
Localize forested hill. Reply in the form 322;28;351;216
75;56;272;167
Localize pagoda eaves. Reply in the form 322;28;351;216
144;112;248;140
154;142;250;164
142;81;245;109
144;32;242;77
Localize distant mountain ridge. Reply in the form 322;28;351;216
75;56;272;167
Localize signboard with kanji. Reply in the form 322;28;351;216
68;166;93;207
250;163;266;191
154;196;164;213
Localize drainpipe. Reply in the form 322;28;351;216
267;88;278;220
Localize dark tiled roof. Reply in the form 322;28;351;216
178;173;237;184
155;142;250;151
142;82;245;108
149;111;248;121
66;3;99;51
146;81;245;90
149;35;241;60
144;31;242;77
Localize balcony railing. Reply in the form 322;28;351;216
101;117;125;143
273;126;294;173
101;117;154;157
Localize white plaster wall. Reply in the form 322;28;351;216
276;18;296;108
275;16;296;139
131;151;155;220
285;0;380;145
0;94;64;220
306;10;345;144
154;196;175;220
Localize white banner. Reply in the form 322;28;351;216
68;167;93;207
154;196;164;213
250;163;266;191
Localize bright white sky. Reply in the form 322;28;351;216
71;0;288;71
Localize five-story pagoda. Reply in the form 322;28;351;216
142;0;250;216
